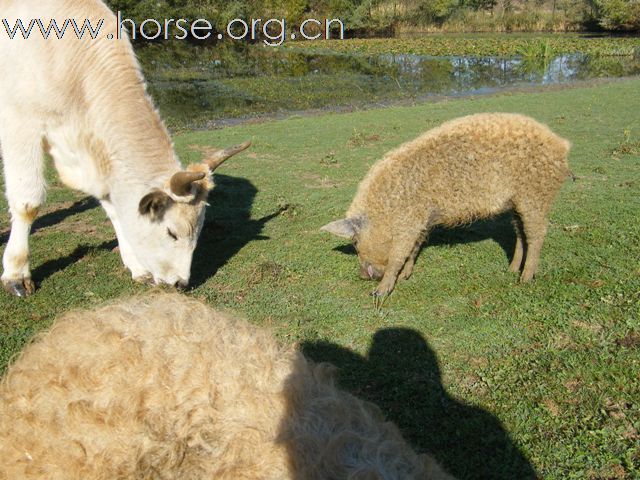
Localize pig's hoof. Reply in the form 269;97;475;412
519;270;536;283
2;278;36;298
372;281;395;298
400;269;413;280
372;290;393;300
371;288;392;310
400;263;414;280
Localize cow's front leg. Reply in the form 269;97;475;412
1;124;46;297
100;200;150;281
2;204;39;297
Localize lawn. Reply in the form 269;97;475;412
1;78;639;479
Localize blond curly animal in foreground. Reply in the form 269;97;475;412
322;113;571;296
0;294;454;480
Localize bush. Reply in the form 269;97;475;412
595;0;640;30
104;0;640;34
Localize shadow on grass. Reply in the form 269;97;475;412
0;197;99;245
333;212;518;265
302;328;537;480
2;179;280;289
189;174;283;288
1;197;111;287
429;213;516;262
31;240;118;288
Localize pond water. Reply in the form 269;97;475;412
138;44;640;128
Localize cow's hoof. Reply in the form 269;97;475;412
133;274;154;285
2;278;36;297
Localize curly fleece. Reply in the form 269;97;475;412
0;293;454;480
345;113;571;293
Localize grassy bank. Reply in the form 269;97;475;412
392;9;578;34
1;79;639;479
289;33;640;57
133;36;640;129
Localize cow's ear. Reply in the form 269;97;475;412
139;190;172;220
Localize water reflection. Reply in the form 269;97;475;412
138;44;640;127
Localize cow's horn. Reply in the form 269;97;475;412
170;171;206;197
205;140;252;172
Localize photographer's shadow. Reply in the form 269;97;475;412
303;328;537;480
189;174;282;288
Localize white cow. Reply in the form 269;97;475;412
0;0;250;296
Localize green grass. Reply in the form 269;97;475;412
1;79;639;479
288;33;640;57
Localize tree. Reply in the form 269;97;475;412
595;0;640;30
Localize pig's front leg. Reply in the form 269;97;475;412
373;232;422;298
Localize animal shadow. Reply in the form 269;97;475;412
189;174;282;288
333;212;518;266
31;240;118;288
0;197;99;245
302;328;537;480
0;198;113;286
429;213;516;262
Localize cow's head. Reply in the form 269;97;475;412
119;141;251;288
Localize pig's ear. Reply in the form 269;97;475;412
320;218;360;239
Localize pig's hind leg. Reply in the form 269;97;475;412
518;205;550;282
509;211;526;273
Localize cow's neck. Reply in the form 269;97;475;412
105;96;180;186
87;40;180;195
42;30;184;201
